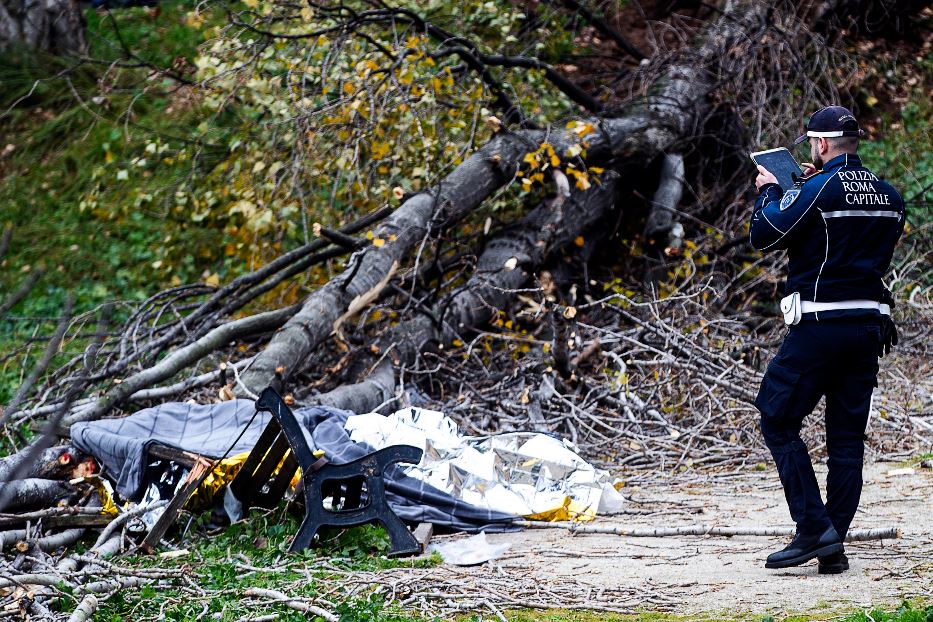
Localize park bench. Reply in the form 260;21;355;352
228;387;424;556
139;387;423;556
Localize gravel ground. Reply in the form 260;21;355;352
423;460;933;618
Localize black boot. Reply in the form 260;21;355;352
818;550;849;574
765;525;842;569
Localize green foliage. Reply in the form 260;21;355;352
78;0;582;276
0;0;231;402
855;50;933;228
84;2;208;67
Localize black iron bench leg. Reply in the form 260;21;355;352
291;514;320;552
254;388;424;557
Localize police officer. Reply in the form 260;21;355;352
749;106;904;573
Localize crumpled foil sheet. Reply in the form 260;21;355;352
344;407;624;521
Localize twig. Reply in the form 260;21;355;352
92;500;169;550
0;224;11;260
0;293;71;425
244;587;338;622
516;521;901;541
0;268;44;320
64;306;298;426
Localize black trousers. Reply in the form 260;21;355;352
754;320;879;540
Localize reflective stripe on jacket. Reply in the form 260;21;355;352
749;153;905;320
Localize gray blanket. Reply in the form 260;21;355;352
71;400;516;531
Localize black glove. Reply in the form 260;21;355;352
879;288;898;358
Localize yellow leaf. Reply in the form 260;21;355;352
371;142;390;160
372;238;385;247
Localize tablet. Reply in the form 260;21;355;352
750;148;803;192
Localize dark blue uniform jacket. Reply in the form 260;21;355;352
750;153;905;320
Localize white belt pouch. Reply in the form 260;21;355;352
780;292;802;325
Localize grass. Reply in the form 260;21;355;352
0;0;221;299
834;604;933;622
854;42;933;228
0;0;230;402
92;508;440;621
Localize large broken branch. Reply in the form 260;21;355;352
308;174;619;413
239;1;767;397
63;305;298;426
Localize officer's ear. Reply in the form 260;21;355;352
819;137;829;154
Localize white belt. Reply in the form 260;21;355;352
800;300;890;315
781;293;890;325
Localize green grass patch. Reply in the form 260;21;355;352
834;603;933;622
0;0;232;401
466;602;933;622
92;508;439;621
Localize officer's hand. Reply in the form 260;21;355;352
879;287;898;357
801;162;819;177
879;315;898;357
755;165;778;191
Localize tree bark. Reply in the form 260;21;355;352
0;0;87;55
0;478;73;512
0;445;70;482
309;174;619;413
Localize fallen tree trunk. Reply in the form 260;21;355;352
307;173;619;413
0;478;73;512
238;0;766;396
0;446;71;482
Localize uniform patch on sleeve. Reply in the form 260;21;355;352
779;188;801;211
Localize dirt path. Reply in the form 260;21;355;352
418;460;932;618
